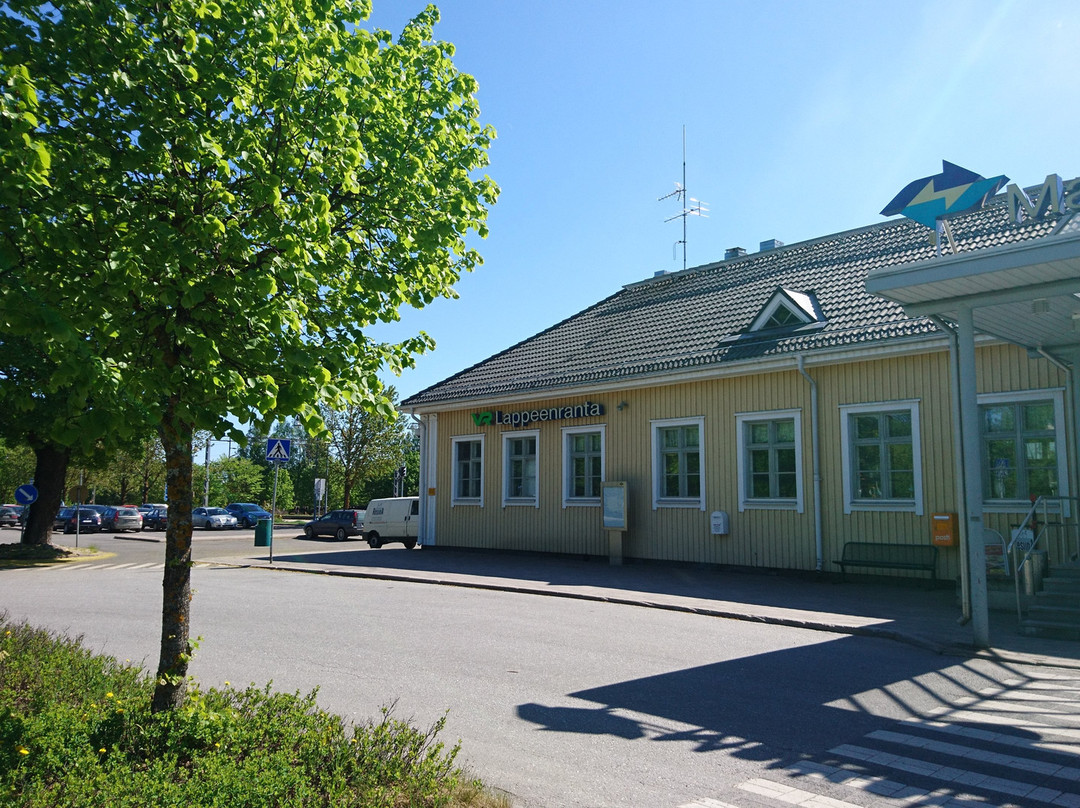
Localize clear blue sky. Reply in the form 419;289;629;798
365;0;1080;404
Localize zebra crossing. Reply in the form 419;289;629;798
681;670;1080;808
8;560;235;572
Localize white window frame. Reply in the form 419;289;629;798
840;400;923;515
978;389;1069;515
735;409;804;513
562;424;606;507
651;416;706;510
451;434;485;507
502;429;540;508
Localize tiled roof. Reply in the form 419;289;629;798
403;187;1066;408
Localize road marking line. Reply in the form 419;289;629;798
829;743;1069;802
789;759;1035;806
914;710;1080;742
866;728;1068;778
737;778;860;807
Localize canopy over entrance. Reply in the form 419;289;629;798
867;218;1080;647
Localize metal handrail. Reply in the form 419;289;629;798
1011;497;1048;621
1009;495;1080;620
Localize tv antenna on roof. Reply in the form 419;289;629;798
658;125;708;272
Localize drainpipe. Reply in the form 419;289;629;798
929;315;970;624
408;413;427;545
797;355;823;571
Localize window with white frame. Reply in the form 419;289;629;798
735;410;803;512
979;390;1067;508
840;401;923;514
451;435;484;506
562;425;605;506
651;416;705;509
502;430;539;507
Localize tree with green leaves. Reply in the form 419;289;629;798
323;387;411;508
1;0;496;711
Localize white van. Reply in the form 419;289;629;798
364;496;420;549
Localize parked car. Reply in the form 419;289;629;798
143;507;169;530
55;506;101;534
101;506;143;532
192;506;237;530
303;509;365;541
141;503;168;513
363;497;419;549
0;506;19;526
225;502;272;528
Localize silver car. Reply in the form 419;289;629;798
191;506;238;530
102;506;144;532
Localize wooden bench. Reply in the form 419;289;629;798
834;542;938;585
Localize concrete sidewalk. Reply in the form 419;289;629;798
215;543;1080;669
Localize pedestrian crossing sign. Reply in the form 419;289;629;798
266;439;291;462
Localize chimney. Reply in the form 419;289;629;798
759;239;784;252
725;247;747;260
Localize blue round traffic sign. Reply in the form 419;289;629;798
15;484;38;506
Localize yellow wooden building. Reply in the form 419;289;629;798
402;173;1080;626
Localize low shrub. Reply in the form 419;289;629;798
0;614;509;807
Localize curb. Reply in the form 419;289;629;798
215;558;1080;670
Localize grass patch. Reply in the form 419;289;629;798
0;542;106;566
0;615;511;807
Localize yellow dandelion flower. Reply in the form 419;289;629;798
224;681;230;686
16;746;29;756
98;748;106;754
105;692;114;699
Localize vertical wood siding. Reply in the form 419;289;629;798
429;342;1067;580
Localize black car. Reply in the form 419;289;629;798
56;506;101;534
143;507;169;530
302;509;365;541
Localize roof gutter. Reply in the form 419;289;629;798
796;355;823;571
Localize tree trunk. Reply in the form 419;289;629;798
152;411;194;712
21;442;70;545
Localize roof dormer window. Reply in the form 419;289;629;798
748;287;823;333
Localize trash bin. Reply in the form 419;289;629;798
254;517;272;547
1020;549;1048;595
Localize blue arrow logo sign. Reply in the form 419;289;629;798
266;439;291;462
881;160;1008;229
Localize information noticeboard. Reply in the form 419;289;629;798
601;482;627;531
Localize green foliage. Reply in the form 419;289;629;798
0;615;506;807
323;387;412;508
0;441;34;502
1;0;498;445
192;456;267;506
267;463;296;512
